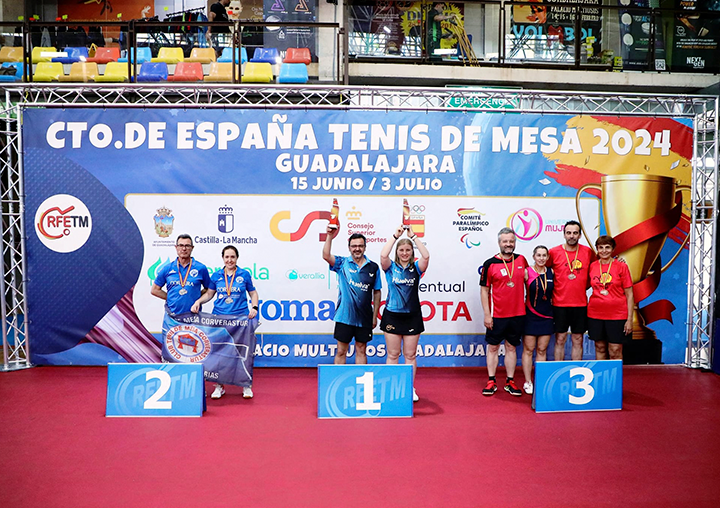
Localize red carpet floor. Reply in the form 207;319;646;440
1;366;719;508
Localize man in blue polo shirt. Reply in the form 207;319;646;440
151;233;213;315
323;225;382;364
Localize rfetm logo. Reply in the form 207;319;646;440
35;194;92;253
270;210;332;242
507;208;543;241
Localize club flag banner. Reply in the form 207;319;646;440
161;310;259;387
21;107;693;367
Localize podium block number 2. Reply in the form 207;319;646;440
144;370;172;410
568;367;595;405
355;371;381;410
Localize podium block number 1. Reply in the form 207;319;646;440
355;371;381;410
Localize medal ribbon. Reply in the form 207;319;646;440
177;258;193;290
563;246;579;274
500;254;514;284
600;259;613;290
224;268;237;298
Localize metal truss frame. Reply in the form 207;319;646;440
0;84;716;370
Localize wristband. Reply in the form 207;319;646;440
393;234;399;240
410;235;417;240
252;305;259;310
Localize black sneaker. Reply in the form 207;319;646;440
504;380;522;396
482;379;498;396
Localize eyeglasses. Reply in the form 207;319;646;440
176;244;193;249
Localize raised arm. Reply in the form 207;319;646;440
380;225;404;271
322;225;336;267
409;225;430;273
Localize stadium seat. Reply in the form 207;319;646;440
168;62;204;82
31;46;57;63
87;47;120;64
217;47;248;64
0;62;23;82
241;62;273;83
250;47;280;64
31;62;64;82
283;47;311;65
0;46;23;63
151;47;184;64
206;62;237;82
136;62;168;82
95;61;131;82
59;62;99;82
185;47;216;64
118;47;152;64
52;46;89;64
277;63;308;84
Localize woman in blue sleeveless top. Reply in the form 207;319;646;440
380;224;430;402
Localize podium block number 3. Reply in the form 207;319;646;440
569;367;595;405
144;370;172;410
355;372;381;410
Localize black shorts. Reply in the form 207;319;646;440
486;316;524;347
333;322;373;344
587;318;630;344
554;306;588;334
380;309;425;336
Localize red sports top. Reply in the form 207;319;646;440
547;244;596;307
480;254;528;318
587;260;633;320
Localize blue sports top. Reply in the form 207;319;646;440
330;255;382;328
155;258;213;315
384;261;423;313
210;268;256;316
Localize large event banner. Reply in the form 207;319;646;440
22;108;693;367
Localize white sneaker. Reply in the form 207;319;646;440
523;381;534;395
243;386;254;399
412;388;419;402
211;384;225;399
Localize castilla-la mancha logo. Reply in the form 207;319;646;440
165;325;211;363
34;194;92;253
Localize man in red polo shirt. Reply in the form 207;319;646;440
546;220;596;360
480;227;528;396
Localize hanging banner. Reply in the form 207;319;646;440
22;108;693;367
161;311;259;387
671;0;720;72
263;0;317;57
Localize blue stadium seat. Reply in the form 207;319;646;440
118;47;152;64
217;47;248;65
0;62;23;82
250;47;280;65
136;62;168;82
52;46;89;64
277;63;308;84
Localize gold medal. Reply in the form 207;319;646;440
599;259;613;295
500;254;515;288
224;268;237;303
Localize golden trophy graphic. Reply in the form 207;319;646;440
576;174;690;363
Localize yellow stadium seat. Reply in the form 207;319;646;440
185;47;216;64
32;62;64;82
0;47;23;63
151;47;184;64
31;46;57;63
241;62;273;83
95;62;132;82
206;62;238;82
59;62;99;82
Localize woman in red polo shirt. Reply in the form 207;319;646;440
587;235;634;360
